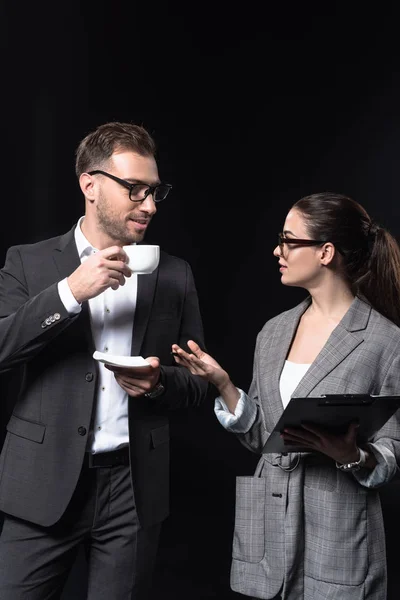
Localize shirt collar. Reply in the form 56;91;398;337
74;216;96;259
73;217;138;260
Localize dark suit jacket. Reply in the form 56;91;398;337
0;226;208;528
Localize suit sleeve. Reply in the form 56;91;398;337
228;331;272;454
156;262;209;409
0;246;77;372
368;351;400;470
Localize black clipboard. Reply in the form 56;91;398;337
262;394;400;454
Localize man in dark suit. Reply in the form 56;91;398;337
0;122;208;599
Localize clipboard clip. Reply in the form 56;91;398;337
318;394;374;406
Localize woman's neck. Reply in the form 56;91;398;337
306;277;355;322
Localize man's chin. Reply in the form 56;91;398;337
124;233;145;245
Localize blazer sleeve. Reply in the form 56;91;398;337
0;246;77;372
370;350;400;462
232;331;271;454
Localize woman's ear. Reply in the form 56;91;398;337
319;242;336;266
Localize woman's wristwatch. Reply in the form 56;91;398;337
335;448;367;472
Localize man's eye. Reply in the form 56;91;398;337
130;184;149;199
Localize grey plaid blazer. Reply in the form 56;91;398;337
231;296;400;600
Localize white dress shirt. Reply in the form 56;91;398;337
58;217;137;454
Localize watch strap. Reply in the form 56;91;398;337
335;448;367;472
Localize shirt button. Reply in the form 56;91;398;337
85;372;94;382
104;347;108;352
98;426;102;430
101;386;105;391
78;426;87;436
106;308;110;313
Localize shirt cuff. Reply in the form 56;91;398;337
214;389;257;433
57;278;81;315
353;442;397;487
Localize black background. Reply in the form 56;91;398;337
1;1;400;598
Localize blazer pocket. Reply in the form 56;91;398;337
304;486;368;586
6;414;46;443
232;476;266;563
150;424;169;448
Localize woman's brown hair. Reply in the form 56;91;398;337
293;192;400;327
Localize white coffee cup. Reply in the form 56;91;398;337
122;244;160;274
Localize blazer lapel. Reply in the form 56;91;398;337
259;298;311;430
130;269;158;357
292;296;371;398
52;227;81;278
52;227;95;351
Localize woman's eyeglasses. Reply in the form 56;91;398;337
278;233;327;251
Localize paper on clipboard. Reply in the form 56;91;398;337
262;393;400;454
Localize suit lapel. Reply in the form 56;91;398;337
259;296;371;430
291;296;371;398
52;228;80;273
52;227;95;351
259;298;311;429
130;269;158;357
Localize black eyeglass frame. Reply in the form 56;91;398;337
88;170;172;203
278;233;328;250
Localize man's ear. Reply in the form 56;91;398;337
79;173;96;203
320;242;336;266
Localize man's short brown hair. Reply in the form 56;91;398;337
75;122;156;177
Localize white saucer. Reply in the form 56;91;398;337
93;351;150;368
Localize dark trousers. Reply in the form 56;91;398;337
0;457;161;599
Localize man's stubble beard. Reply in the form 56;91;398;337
96;192;145;245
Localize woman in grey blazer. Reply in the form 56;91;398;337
172;192;400;600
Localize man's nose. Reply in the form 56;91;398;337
139;193;157;214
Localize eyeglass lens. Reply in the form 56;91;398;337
130;184;170;202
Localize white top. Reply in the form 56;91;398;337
57;217;137;454
279;360;311;407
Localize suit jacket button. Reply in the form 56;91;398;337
78;426;87;436
85;372;94;382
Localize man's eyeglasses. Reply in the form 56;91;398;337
88;170;172;203
278;233;327;252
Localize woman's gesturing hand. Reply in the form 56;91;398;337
171;340;230;391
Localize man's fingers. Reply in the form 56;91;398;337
104;260;132;277
145;357;160;369
99;246;127;261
